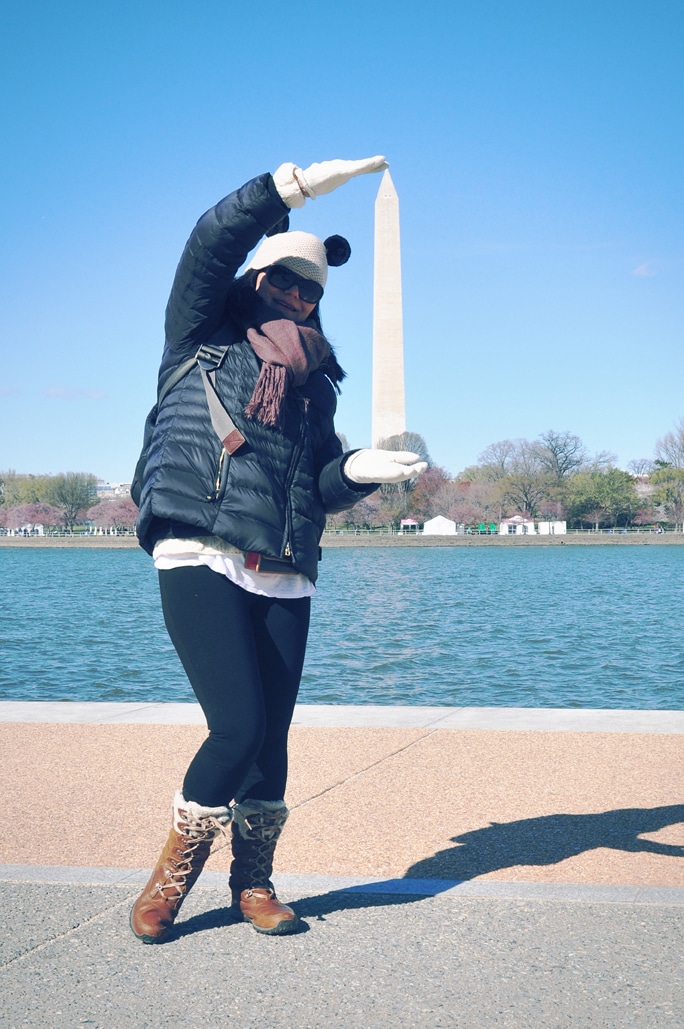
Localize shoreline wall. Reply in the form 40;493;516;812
1;533;683;550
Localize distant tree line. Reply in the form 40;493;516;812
0;471;138;533
3;417;684;534
327;419;684;531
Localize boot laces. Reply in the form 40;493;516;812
242;811;287;842
154;863;191;902
244;887;274;899
232;809;288;889
179;811;229;841
154;814;228;901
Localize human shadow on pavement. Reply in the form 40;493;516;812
292;804;684;920
170;903;312;939
163;804;684;937
170;904;242;940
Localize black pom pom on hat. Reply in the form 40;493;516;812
324;235;351;267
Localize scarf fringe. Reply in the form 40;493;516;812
244;318;330;428
244;363;288;427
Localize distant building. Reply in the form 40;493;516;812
538;520;567;535
96;481;132;498
423;515;457;535
499;517;567;535
499;516;536;535
399;518;419;534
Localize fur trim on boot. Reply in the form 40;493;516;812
130;791;231;944
230;799;299;935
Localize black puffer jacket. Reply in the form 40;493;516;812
135;172;372;582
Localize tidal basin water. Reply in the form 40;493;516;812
1;546;683;709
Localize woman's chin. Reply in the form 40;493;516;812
277;307;305;323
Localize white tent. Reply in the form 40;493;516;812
538;520;567;535
499;516;536;535
423;515;457;535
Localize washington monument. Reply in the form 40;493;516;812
372;169;406;447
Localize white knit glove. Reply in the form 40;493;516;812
274;156;388;208
344;450;428;485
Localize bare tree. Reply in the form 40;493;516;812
326;489;392;531
377;431;432;465
477;439;517;480
589;450;618;472
502;441;550;517
655;418;684;469
402;465;451;521
436;478;504;526
627;458;654;476
536;430;588;482
375;432;432;504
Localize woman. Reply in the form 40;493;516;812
130;156;426;943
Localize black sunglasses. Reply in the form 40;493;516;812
265;265;324;305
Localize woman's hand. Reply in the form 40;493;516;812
274;157;388;208
344;450;427;485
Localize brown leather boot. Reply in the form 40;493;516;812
130;791;231;944
230;799;299;935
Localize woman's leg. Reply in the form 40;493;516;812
158;566;266;807
226;591;310;934
158;565;310;937
234;591;311;803
158;566;310;806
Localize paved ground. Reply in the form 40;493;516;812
2;702;683;1028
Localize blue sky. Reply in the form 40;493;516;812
1;0;682;482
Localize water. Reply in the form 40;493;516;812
1;546;682;709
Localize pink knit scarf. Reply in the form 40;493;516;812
244;319;330;427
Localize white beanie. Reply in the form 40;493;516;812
244;231;329;288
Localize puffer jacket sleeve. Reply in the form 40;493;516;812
164;173;289;353
316;436;378;513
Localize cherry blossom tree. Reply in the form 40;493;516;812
87;498;139;532
4;503;62;532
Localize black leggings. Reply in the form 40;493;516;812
158;566;310;807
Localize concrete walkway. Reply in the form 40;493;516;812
2;702;683;1027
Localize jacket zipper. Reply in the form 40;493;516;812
207;448;226;502
282;412;307;559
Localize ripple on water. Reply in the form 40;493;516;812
0;545;683;708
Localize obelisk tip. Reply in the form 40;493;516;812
376;168;397;199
